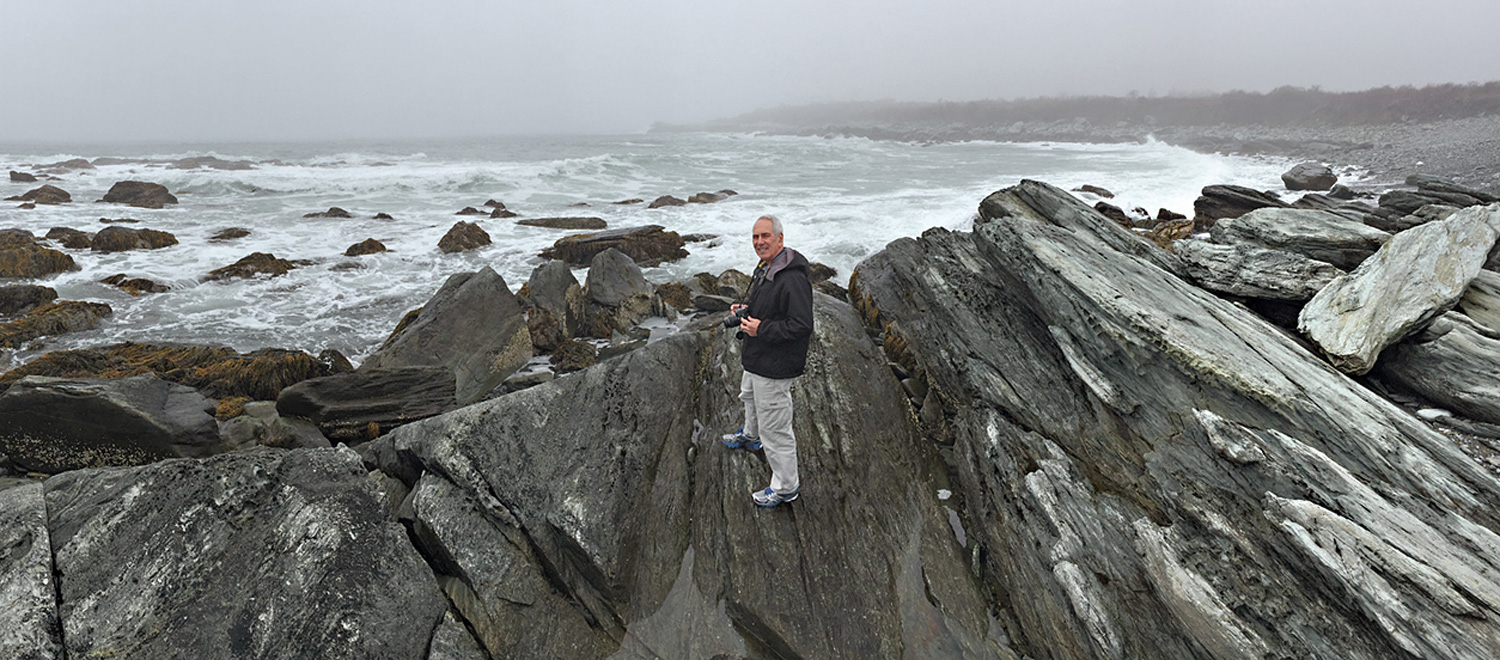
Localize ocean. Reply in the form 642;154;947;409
0;133;1303;367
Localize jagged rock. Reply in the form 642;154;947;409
1459;269;1500;333
4;184;70;205
1192;184;1288;225
483;199;505;209
361;267;531;406
681;232;716;243
714;269;752;298
0;374;220;473
0;342;340;401
525;307;565;352
539;224;687;267
489;208;516;219
517;216;607;230
0;482;61;660
647;195;687;208
1093;201;1134;228
100;273;170;295
1328;184;1357;200
850;178;1500;660
90;226;178;252
427;611;488;660
1300;204;1500;374
43;446;448;659
1173;238;1344;301
99;181;177;208
1281;162;1338;191
1209;207;1390;270
0;284;57;316
210;227;250;241
344;238;388;256
276;366;456;443
809;262;837;284
438;221;491;253
8;170;37;183
2;228;80;280
655;281;693;311
1380;189;1484;215
45;227;92;249
981;180;1185;277
0;300;112;349
1156;208;1186;221
1073;184;1114;198
519;260;580;321
304;207;353;218
365;294;1005;659
1378;313;1500;425
576;248;653;337
205;252;297;281
456;207;487;216
374;212;395;220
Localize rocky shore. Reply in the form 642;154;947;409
6;148;1500;655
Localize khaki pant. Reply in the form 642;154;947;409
740;371;799;494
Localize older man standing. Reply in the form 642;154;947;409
721;214;815;507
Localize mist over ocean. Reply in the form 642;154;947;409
1;133;1303;366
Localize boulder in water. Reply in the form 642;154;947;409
438;221;491;253
100;273;170;296
1281;162;1338;191
5;184;70;205
0;285;57;317
8;170;37;183
516;216;606;230
90;226;178;252
99;181;177;209
647;195;686;209
209;227;250;241
204;252;298;281
303;207;353;218
455;206;486;216
1073;184;1114;198
0;229;78;278
344;238;387;256
0;300;112;349
1192;183;1287;226
45;226;92;249
538;224;687;267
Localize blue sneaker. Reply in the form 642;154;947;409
721;428;762;450
752;487;798;507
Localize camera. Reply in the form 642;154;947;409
722;306;750;329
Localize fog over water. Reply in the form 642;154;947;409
3;0;1498;141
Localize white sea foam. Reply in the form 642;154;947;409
0;133;1293;367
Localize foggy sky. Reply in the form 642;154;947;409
3;0;1498;142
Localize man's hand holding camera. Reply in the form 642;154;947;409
728;304;760;336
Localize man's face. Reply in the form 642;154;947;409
752;218;784;263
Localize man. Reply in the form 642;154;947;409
721;214;815;507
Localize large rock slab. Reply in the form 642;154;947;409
1299;204;1500;374
90;225;178;252
276;366;456;443
575;247;654;337
0;482;62;660
0;284;57;316
1209;207;1390;270
5;185;71;205
1459;268;1500;333
1192;184;1287;225
0;300;112;349
1379;312;1500;424
367;295;1008;659
0;374;223;473
1173;238;1344;301
43;446;448;660
851;178;1500;660
360;267;531;406
99;180;178;208
539;225;688;266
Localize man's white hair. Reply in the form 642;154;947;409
757;214;784;236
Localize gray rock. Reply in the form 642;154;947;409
437;221;491;253
1459;269;1500;333
1299;204;1500;374
1192;184;1288;225
276;366;456;444
43;446;448;660
9;170;38;183
90;225;178;252
1173;238;1344;301
367;294;1008;659
538;224;688;267
852;178;1500;660
520;260;579;317
1380;189;1483;215
427;611;487;660
0;482;62;660
0;375;222;474
361;267;531;406
981;179;1184;277
1210;207;1390;270
1379;312;1500;425
1281;162;1337;191
99;180;178;208
585;247;651;307
218;400;332;449
1407;173;1499;204
516;216;607;230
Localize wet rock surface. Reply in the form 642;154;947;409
1173;238;1344;301
0;284;58;316
99;180;178;208
1208;207;1390;270
0;300;112;349
437;221;491;253
0;482;61;660
276;366;457;443
205;252;298;281
516;216;607;230
1281;161;1337;190
539;224;688;266
0;229;79;279
851;179;1500;660
90;225;178;252
43;446;447;659
5;185;71;205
